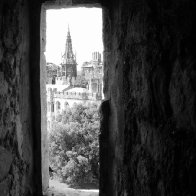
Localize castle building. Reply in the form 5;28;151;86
46;31;103;131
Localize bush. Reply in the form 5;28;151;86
49;103;100;187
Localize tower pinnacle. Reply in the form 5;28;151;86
61;26;77;79
62;26;76;64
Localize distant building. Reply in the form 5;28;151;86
82;51;103;96
55;27;77;85
46;62;59;84
45;29;103;131
46;85;102;131
82;51;102;77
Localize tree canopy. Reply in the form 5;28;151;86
49;102;100;187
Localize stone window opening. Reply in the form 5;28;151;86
40;2;103;195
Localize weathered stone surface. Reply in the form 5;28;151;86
0;147;13;181
0;0;34;195
100;0;196;195
0;178;10;196
0;72;8;96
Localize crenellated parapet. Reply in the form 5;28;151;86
53;90;102;101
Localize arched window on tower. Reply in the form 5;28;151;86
56;101;61;110
64;101;69;109
51;102;54;112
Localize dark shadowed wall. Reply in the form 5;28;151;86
100;0;196;195
0;0;35;195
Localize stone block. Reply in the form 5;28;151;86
0;146;13;181
0;178;9;196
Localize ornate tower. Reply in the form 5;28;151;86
61;26;77;79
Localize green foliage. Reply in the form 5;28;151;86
49;103;100;186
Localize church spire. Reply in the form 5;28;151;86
61;26;77;79
62;26;76;65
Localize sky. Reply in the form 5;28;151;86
45;8;103;70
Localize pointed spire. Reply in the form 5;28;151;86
75;50;77;61
61;26;77;79
67;24;70;37
62;26;76;65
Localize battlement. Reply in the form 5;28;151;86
53;90;102;100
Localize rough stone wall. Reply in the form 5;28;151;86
101;0;196;195
0;0;35;195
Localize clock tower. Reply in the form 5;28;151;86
61;26;77;79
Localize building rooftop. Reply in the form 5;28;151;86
46;84;69;91
65;87;90;93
